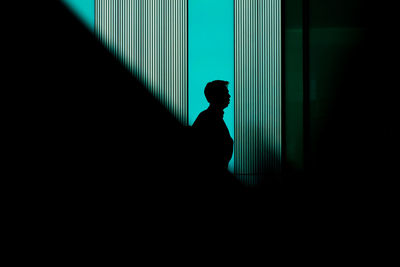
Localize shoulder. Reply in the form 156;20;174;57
193;110;212;128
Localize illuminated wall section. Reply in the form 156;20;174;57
95;0;188;124
188;0;235;172
235;0;282;184
95;0;118;55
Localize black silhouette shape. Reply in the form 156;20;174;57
192;80;233;173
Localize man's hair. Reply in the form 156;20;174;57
204;80;229;103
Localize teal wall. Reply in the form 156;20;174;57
62;0;95;31
188;0;234;172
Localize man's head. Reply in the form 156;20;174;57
204;80;231;109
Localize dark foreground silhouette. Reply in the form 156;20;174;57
190;80;244;190
192;80;233;170
6;1;398;264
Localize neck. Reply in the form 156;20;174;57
208;105;223;111
208;105;224;118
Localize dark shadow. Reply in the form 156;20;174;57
4;1;257;253
7;0;398;262
7;0;260;216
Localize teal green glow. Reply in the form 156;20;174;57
189;0;235;171
62;0;94;31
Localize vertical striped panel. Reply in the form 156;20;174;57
235;0;282;184
95;0;118;55
95;0;188;125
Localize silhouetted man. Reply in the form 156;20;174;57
192;80;233;172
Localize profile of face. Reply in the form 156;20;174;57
210;86;231;109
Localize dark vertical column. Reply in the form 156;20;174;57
281;0;286;175
302;0;310;173
283;0;305;176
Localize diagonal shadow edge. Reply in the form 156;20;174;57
59;1;245;183
20;0;248;199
